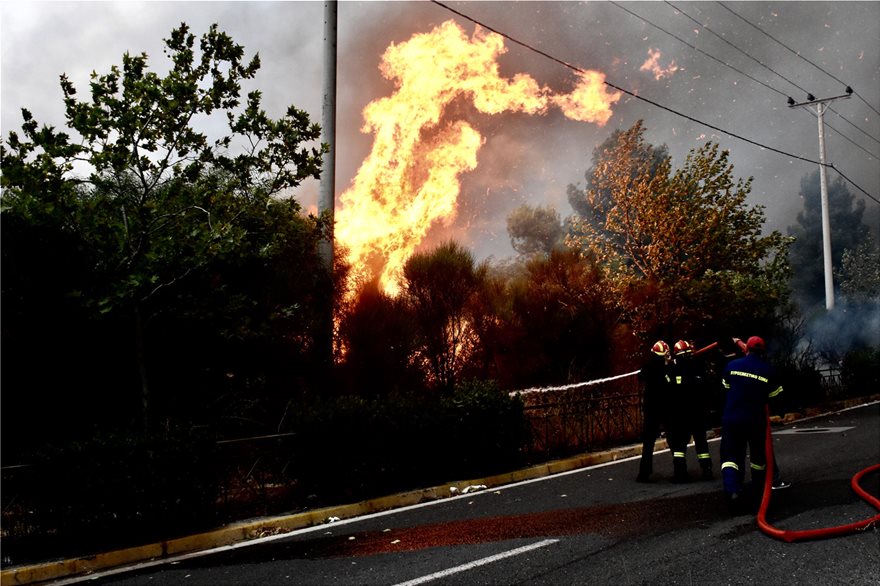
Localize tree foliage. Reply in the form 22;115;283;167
787;170;871;309
506;249;621;384
1;23;329;442
506;204;564;256
566;121;791;341
567;121;669;243
338;281;423;396
402;241;487;392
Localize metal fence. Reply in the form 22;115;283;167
519;374;643;458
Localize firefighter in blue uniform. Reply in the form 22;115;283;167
720;336;784;509
667;340;714;482
636;340;671;482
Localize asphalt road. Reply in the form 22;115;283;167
79;403;879;586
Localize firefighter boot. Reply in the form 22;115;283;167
700;459;714;481
672;457;690;483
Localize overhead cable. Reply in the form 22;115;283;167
668;1;880;153
609;1;787;99
665;1;812;98
717;1;880;117
648;2;879;161
614;1;878;163
428;0;878;203
830;166;879;205
824;109;880;160
828;109;880;148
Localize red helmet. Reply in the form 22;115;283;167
673;340;693;355
746;336;766;353
651;340;670;356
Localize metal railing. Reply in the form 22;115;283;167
520;374;642;457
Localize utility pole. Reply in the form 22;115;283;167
788;88;852;311
319;0;337;269
318;0;337;369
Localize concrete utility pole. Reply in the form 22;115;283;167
319;0;337;270
317;1;337;368
788;89;852;311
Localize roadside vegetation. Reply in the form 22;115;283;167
2;24;877;565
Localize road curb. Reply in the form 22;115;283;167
3;395;876;585
0;441;650;586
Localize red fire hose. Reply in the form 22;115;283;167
756;406;880;542
690;337;879;539
693;341;718;356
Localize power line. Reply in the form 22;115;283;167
615;2;879;162
831;165;879;205
665;1;811;99
652;2;879;161
428;0;879;205
716;1;880;118
824;109;880;159
609;1;786;99
829;108;880;148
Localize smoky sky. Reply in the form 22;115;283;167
2;1;878;262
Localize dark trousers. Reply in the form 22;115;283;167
638;412;663;477
667;415;712;476
720;419;766;495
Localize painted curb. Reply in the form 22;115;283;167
3;395;876;585
0;441;650;586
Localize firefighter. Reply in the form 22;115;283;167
720;336;785;510
636;340;671;482
667;339;714;482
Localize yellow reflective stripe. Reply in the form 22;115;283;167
721;462;739;471
675;376;683;384
697;453;711;460
729;370;769;383
769;385;783;398
673;452;686;458
750;463;766;471
722;379;730;389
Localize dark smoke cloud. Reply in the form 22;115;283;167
3;2;878;262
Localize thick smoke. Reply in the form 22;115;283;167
800;300;880;363
2;2;877;260
337;2;879;259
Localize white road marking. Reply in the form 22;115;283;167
773;426;855;435
392;539;559;586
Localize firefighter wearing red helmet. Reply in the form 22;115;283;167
720;335;785;510
666;339;714;482
636;340;672;482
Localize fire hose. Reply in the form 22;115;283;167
695;339;880;540
511;337;880;540
756;406;880;542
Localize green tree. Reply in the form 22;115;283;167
1;23;328;437
567;120;669;245
566;121;790;341
506;204;564;256
787;170;871;309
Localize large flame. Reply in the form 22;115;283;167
336;20;621;297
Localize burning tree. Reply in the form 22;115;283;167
567;121;791;342
402;241;487;392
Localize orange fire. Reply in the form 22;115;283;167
335;20;621;297
640;48;679;80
